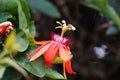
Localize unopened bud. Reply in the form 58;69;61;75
0;21;13;35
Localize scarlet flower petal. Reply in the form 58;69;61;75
26;41;50;56
26;46;43;57
65;60;76;74
44;43;59;67
59;46;72;62
29;41;53;61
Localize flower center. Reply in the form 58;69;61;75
51;33;71;45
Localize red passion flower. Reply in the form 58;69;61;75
27;20;76;78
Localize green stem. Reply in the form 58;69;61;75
0;57;30;80
0;49;9;59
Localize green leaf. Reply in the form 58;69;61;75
16;0;35;40
16;0;31;29
1;67;22;80
0;0;18;14
0;12;13;23
90;0;108;9
27;0;61;18
109;0;120;15
16;37;29;52
80;0;109;10
18;0;30;22
15;44;46;77
29;21;36;37
79;0;120;28
0;66;6;79
101;5;120;28
17;0;28;29
45;68;64;79
22;28;35;42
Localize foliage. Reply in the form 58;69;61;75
79;0;120;28
26;0;61;18
0;0;63;79
0;0;120;80
0;12;13;23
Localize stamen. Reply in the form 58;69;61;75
56;21;62;26
56;20;76;37
62;20;66;24
68;24;76;30
62;20;66;26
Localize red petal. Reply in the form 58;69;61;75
29;41;52;61
59;46;72;62
65;60;76;74
44;43;59;67
26;46;43;57
26;41;50;57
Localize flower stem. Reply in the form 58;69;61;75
63;62;67;80
0;57;30;80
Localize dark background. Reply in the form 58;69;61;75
30;0;120;80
